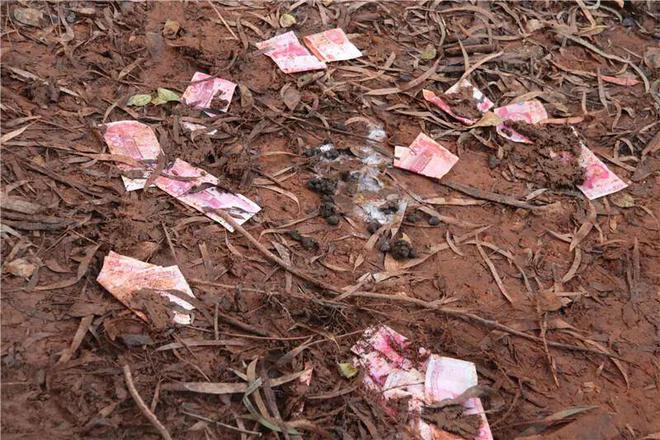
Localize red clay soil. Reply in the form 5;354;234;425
1;1;659;439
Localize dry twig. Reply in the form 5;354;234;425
123;364;173;440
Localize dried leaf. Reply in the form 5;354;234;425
472;111;503;128
561;248;582;283
13;7;43;27
34;244;100;291
0;194;43;214
281;84;301;111
162;19;180;39
476;238;513;303
257;185;300;213
569;202;596;252
610;193;635;208
0;123;33;144
600;75;639;86
239;84;254;109
126;94;152;107
520;406;599;436
4;258;36;278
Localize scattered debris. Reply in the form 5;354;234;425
2;2;656;438
352;326;493;440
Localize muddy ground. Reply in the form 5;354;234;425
1;1;659;439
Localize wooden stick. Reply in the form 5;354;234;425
206;0;238;40
213;210;344;296
442;180;540;210
349;292;626;361
123;364;173;440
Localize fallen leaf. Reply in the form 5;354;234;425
338;363;358;379
281;84;301;111
151;88;180;105
162;19;180;39
279;13;296;28
600;75;639;86
610;193;635;208
420;44;437;60
569;202;596;252
126;94;152;107
0;194;43;214
13;7;43;27
4;258;36;278
472;111;503;127
0;123;33;144
239;84;254;109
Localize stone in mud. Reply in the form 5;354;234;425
325;215;340;226
389;240;416;260
307;177;337;195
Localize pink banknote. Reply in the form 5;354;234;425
423;80;494;125
182;71;236;113
352;326;493;440
303;28;362;62
423;356;493;440
257;31;326;74
155;158;260;232
103;120;161;191
577;144;628;200
494;100;548;143
394;133;459;179
97;251;195;325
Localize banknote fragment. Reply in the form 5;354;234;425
102;120;161;191
351;326;493;440
181;71;236;113
303;28;362;62
97;251;195;325
155;159;260;232
257;31;326;73
394;133;459;180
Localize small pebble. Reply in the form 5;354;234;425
367;221;380;234
428;216;441;226
488;155;501;169
319;201;338;218
287;230;303;241
377;238;390;252
379;200;399;214
323;149;340;160
326;215;340;226
390;239;414;260
308;177;336;195
300;237;318;251
405;212;421;223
